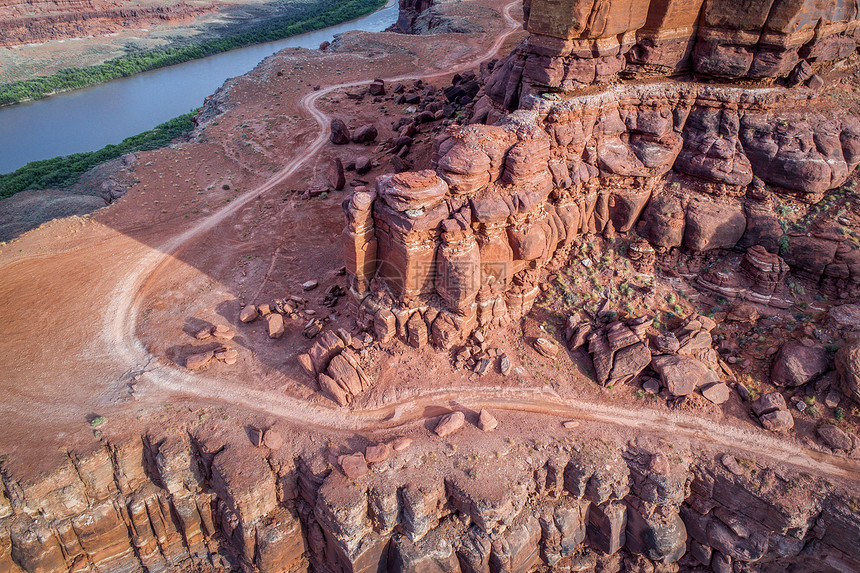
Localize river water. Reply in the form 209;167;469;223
0;1;398;174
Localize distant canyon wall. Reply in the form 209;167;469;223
0;0;209;46
391;0;436;33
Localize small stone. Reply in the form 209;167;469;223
268;313;285;339
365;443;392;463
339;453;369;479
806;74;824;89
817;425;853;451
478;409;498;432
213;324;235;340
186;351;213;371
258;304;272;316
263;430;283;450
562;421;580;429
499;354;512;376
215;348;239;364
194;326;213;340
474;358;491;375
434;411;465;437
759;410;794;432
534;337;559;358
249;427;263;447
649;453;670;475
720;454;745;476
391;437;412;451
702;383;730;405
825;391;841;409
239;305;259;323
302;280;319;291
796;401;807;412
642;378;661;394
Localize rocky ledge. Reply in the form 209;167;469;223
0;419;858;573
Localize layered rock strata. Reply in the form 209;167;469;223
489;0;860;110
0;0;209;46
1;431;857;573
391;0;436;34
344;82;860;348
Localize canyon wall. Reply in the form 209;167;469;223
496;0;860;109
344;0;860;349
0;0;211;46
391;0;436;34
344;84;860;349
1;430;858;573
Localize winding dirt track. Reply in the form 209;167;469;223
101;2;860;483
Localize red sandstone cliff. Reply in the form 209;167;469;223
0;0;211;46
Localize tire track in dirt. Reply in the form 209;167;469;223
105;2;860;484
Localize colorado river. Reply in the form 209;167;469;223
0;0;397;174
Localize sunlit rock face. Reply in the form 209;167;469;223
349;0;860;345
486;0;860;109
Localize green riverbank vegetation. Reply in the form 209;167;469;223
0;0;386;106
0;110;197;199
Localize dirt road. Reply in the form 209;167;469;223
0;0;857;485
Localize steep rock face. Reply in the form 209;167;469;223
485;0;860;110
345;82;860;345
391;0;436;33
0;0;210;46
0;433;307;573
0;431;858;573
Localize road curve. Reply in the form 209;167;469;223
104;2;860;485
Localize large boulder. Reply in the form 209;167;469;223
330;119;351;144
637;193;685;248
828;304;860;332
650;355;719;396
770;341;830;387
759;410;794;432
353;124;378;144
683;199;746;252
435;411;465;437
835;342;860;403
377;170;449;212
817;425;854;452
752;392;786;417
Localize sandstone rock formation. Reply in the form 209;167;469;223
486;0;860;111
836;341;860;403
2;423;858;573
345;85;860;345
0;0;210;46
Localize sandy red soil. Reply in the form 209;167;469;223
0;0;857;493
